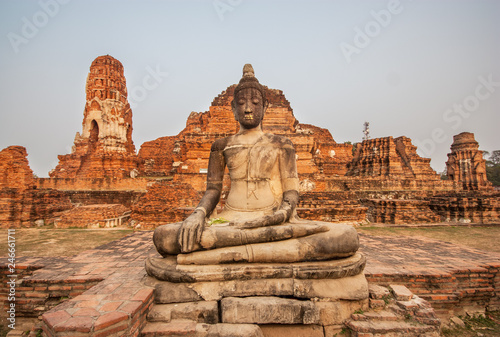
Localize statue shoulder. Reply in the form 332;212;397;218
211;137;230;152
265;134;295;149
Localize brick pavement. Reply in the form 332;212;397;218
360;233;500;317
1;229;499;335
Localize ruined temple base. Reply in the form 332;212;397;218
143;253;369;336
2;229;499;336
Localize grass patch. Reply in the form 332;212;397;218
358;226;500;253
442;312;500;337
0;228;133;257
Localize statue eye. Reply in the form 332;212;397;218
252;98;260;104
238;99;245;105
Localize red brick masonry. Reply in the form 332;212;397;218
1;231;499;336
1;233;155;336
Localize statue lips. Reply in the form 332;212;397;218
244;113;254;120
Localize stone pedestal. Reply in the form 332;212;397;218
144;253;369;336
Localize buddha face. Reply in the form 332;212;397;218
232;88;267;129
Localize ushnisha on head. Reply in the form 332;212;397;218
232;64;267;105
231;64;268;129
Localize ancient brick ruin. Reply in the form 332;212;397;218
0;56;498;229
446;132;491;190
0;146;72;228
133;84;498;226
50;55;138;179
347;136;439;180
0;57;499;337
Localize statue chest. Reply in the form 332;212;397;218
223;144;280;181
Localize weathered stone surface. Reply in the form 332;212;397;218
446;132;492;190
203;323;264;337
315;299;369;325
293;273;368;300
174;222;360;265
147;301;218;324
259;324;324;337
390;284;413;301
141;320;197;336
369;284;391;299
50;55;138;179
221;296;320;324
146;252;366;283
346;320;440;336
188;278;294;301
142;321;264;337
154;282;202;304
346;284;441;337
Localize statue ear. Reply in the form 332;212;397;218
231;100;239;122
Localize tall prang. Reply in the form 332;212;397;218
50;55;138;178
446;132;491;190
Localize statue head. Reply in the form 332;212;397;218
231;64;268;129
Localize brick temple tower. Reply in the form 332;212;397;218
446;132;491;190
50;55;138;178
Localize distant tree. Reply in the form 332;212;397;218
489;150;500;165
486;150;500;186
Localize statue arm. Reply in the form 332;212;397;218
178;139;226;252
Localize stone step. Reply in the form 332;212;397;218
147;301;218;324
350;310;398;322
221;296;319;325
389;284;413;301
141;320;263;337
346;320;440;337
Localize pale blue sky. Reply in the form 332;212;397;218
1;0;499;176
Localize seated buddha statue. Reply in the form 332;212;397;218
152;64;359;265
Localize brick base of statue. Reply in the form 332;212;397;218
143;253;369;336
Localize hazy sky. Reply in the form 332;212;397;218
1;0;499;177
